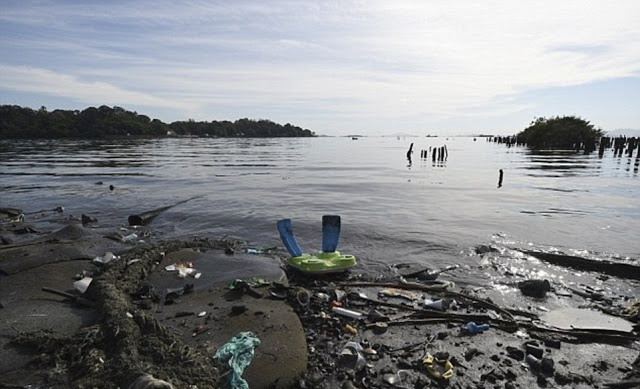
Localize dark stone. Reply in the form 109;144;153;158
81;214;97;225
525;344;544;359
543;339;561;349
465;348;480;361
475;245;498;255
537;375;548;387
554;371;571;385
231;305;248;315
505;368;517;381
506;346;525;360
518;279;551;298
541;358;555;375
481;372;497;383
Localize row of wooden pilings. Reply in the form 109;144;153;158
406;143;448;163
489;135;640;158
599;136;640;158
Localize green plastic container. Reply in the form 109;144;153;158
287;251;356;274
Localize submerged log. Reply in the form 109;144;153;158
128;197;200;226
128;206;173;226
521;250;640;280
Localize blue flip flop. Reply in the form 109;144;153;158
277;218;303;257
321;215;341;253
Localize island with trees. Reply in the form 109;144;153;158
0;105;315;139
516;116;603;151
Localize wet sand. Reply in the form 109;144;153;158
1;220;639;388
0;232;308;388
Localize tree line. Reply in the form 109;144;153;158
491;116;605;151
516;116;604;150
0;105;315;139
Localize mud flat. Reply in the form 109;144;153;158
0;223;307;389
1;213;639;388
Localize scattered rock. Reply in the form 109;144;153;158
525;343;544;359
506;346;524;360
475;244;498;255
81;214;97;226
544;339;561;349
541;357;555;375
518;279;551;297
231;305;248;315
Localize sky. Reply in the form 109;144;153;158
1;0;639;136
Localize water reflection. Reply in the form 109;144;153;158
521;148;640;178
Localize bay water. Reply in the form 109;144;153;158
1;136;639;289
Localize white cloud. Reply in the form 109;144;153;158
1;0;639;133
0;65;195;110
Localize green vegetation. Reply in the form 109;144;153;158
0;105;315;139
517;116;603;150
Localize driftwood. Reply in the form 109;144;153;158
127;197;200;226
520;249;640;280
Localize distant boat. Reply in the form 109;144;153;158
351;137;359;140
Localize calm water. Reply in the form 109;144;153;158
1;137;639;287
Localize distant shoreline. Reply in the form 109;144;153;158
0;104;315;139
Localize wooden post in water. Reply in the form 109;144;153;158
598;137;607;157
498;169;503;188
406;143;414;161
628;138;637;157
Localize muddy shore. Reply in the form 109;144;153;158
1;209;639;388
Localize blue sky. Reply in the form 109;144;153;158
1;0;639;136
